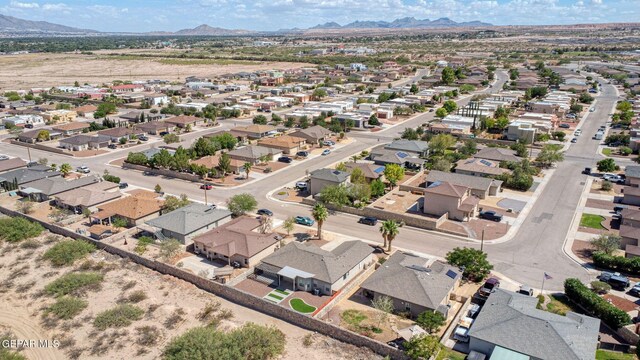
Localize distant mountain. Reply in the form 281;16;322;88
310;17;492;30
174;24;251;36
0;14;97;34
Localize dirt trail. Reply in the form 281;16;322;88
0;298;66;360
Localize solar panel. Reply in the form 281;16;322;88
480;159;493;167
396;151;409;159
446;269;458;279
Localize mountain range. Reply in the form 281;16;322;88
0;14;491;36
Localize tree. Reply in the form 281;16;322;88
401;128;419;140
159;239;182;261
579;92;595;104
242;162;252;179
410;84;419;94
350;167;366;184
368;114;379;126
371;295;394;327
218;153;231;176
446;247;493;281
511;141;529;158
253;115;268;125
416;311;446;333
380;220;401;252
429;134;456;155
460;140;478;156
535;144;564;168
383;164;404;188
215;133;238;150
154;184;162;193
435;107;448;118
335;162;347;172
431;158;452;172
319;185;350;206
226;193;257;216
403;334;441;360
370;179;386;198
192;137;218;158
36;130;50;141
163;133;180;144
283;217;295;236
162;194;191;214
59;163;72;177
94;102;117;118
312;88;328;100
597;158;618;172
590;233;621;255
258;214;273;234
441;67;456;85
442;100;457;113
311;203;329;240
552;131;566;141
111;216;128;229
16;200;34;214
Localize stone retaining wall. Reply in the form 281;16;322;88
0;206;409;360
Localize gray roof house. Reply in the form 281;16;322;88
309;168;350;196
290;125;332;145
474;147;521;163
0;165;61;191
59;134;112;151
370;144;426;169
227;145;281;164
145;203;232;244
425;170;503;198
626;165;640;187
384;140;430;157
360;251;460;318
257;241;375;296
468;289;600;360
19;175;100;202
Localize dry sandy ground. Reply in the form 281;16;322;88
0;232;382;360
0;52;313;90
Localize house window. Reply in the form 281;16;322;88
244;259;248;264
405;304;411;311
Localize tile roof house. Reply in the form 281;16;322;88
164;115;202;128
474;147;521;163
0;158;27;173
0;165;61;191
344;162;385;182
620;208;640;257
16;129;62;143
227;145;282;165
290;125;332;145
51;122;90;136
622;186;640;206
230;124;278;139
257;135;307;155
423;181;479;221
625;165;640;187
92;191;164;227
192;216;279;267
360;251;460;317
134;121;175;135
19;175;100;202
73;105;98;117
146;203;232;244
468;289;599;360
455;158;511;177
257;240;375;296
53;182;121;213
309;168;351;196
59;134;111;151
190;154;244;174
425;170;502;199
97;127;146;141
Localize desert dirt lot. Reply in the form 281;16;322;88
0;52;313;90
0;231;382;360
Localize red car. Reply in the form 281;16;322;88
200;184;213;190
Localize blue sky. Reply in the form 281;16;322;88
1;0;637;32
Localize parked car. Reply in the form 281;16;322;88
278;156;293;163
518;285;534;296
257;209;273;217
602;173;624;184
467;303;481;318
571;137;578;143
296;151;309;158
159;131;169;136
321;149;331;156
200;184;213;190
0;155;9;160
429;108;435;112
479;211;503;222
118;182;129;189
614;205;628;215
590;107;596;112
358;217;378;226
582;167;592;175
559;123;570;129
478;277;500;298
108;144;118;149
600;271;630;290
629;283;640;296
575;129;582;136
453;317;474;343
295;216;314;226
76;166;90;174
295;181;308;191
24;123;33;129
138;135;149;141
323;140;335;146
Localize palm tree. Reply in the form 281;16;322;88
243;162;252;179
59;163;72;177
311;203;329;240
380;220;401;252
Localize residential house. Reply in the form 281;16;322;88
146;94;169;106
344;162;385;182
88;224;114;240
52;122;90;136
506;121;537;143
455;158;511;178
134;121;175;135
192;216;280;267
59;134;111;151
289;125;332;145
423;181;479;221
53;182;121;213
620;208;640;254
91;191;164;227
425;171;502;199
230;124;278;140
257;135;307;155
2;114;44;127
360;251;460;318
41;109;77;123
468;289;599;360
0;165;61;191
309;168;350;196
622;186;640;206
0;158;27;173
120;110;163;124
256;240;374;296
384;140;429;157
474;147;521;163
625;166;640;187
369;145;425;170
97;127;146;142
73;105;97;118
19;175;100;202
165;115;202;128
145;203;232;244
190;154;243;174
228;146;281;165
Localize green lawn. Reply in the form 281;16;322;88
546;294;574;316
267;293;283;301
580;213;606;229
274;289;290;296
289;298;316;314
436;348;466;360
603;148;613;156
596;349;635;360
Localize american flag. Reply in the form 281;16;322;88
544;272;553;280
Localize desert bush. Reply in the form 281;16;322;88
121;280;137;291
136;325;161;346
45;272;104;297
43;240;96;267
125;290;147;303
45;296;88;320
164;308;186;329
94;304;144;330
601;180;613;191
19;239;41;249
197;301;221;322
302;333;314;347
0;217;44;243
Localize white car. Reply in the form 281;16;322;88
76;166;90;174
602;173;623;183
574;129;582;136
0;155;10;161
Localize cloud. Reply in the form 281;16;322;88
591;0;602;3
86;5;129;17
10;1;39;9
42;3;71;11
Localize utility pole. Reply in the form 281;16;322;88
204;187;208;206
481;229;485;252
27;147;32;162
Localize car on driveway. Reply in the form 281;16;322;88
630;283;640;296
321;149;331;156
138;135;148;141
478;277;500;298
296;151;309;158
479;210;503;222
358;216;378;226
295;181;308;191
295;216;314;226
200;184;213;190
559;123;570;129
108;144;118;149
600;271;630;290
278;156;293;163
602;173;624;184
76;166;90;174
118;182;129;189
323;140;335;146
257;209;273;217
518;285;534;296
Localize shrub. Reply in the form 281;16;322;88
416;311;445;333
43;240;96;267
600;180;613;191
564;278;631;329
593;251;640;274
125;290;147;303
45;272;104;297
590;281;611;294
0;217;44;243
136;326;161;346
45;296;88;320
102;174;121;184
94;304;144;330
